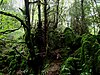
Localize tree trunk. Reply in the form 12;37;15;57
81;0;88;35
54;0;59;29
56;0;59;28
44;0;47;54
24;0;36;74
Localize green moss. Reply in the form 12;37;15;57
63;27;75;47
81;34;96;44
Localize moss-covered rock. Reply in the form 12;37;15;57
63;27;75;47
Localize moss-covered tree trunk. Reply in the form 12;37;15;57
81;0;89;35
24;0;36;74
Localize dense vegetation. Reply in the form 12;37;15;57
0;0;100;75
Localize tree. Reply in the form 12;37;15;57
0;0;48;74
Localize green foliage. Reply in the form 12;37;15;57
0;11;26;75
60;33;100;75
81;34;96;44
0;15;20;31
1;0;100;75
97;34;100;44
63;27;75;47
60;57;80;75
80;34;100;74
48;29;61;50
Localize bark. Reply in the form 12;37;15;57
54;0;59;29
81;0;88;35
44;0;47;53
81;0;84;29
38;0;42;29
36;0;44;74
24;0;36;74
56;0;59;28
24;0;35;58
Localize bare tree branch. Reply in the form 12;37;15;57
0;11;29;29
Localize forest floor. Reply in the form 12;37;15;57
46;60;62;75
46;49;62;75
